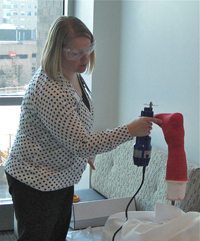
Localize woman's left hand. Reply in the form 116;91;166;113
88;157;95;170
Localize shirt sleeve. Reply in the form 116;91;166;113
35;78;133;158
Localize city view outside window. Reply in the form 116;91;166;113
0;0;37;96
0;0;64;202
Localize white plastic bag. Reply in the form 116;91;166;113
66;226;104;241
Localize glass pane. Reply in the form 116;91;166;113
0;106;21;204
0;0;64;97
0;0;64;204
0;0;38;96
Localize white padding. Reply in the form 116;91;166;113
166;181;187;201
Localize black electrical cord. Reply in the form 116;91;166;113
112;166;146;241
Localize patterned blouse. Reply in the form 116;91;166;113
5;67;133;191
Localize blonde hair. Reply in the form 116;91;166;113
41;16;95;80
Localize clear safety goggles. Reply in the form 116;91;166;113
64;41;96;60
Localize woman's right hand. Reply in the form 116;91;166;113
127;117;162;137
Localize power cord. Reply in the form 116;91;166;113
112;166;146;241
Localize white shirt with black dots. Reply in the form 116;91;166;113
5;67;133;191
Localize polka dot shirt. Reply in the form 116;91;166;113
5;67;133;191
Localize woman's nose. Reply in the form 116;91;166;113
80;53;89;61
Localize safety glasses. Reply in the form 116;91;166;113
64;41;96;60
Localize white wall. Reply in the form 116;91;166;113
93;1;122;132
74;0;94;88
92;0;199;165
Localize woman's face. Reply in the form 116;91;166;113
62;37;92;76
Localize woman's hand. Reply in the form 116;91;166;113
88;156;95;170
127;117;162;137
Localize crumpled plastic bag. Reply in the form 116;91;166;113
66;226;103;241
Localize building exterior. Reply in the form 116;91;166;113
0;0;37;90
0;0;62;92
1;0;37;29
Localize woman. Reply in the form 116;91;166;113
5;16;162;241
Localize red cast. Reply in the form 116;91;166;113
154;113;188;182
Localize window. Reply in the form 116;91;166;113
0;105;21;204
0;0;67;203
3;5;11;9
32;66;36;75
